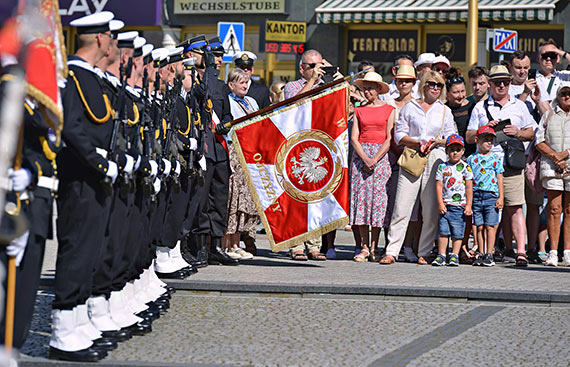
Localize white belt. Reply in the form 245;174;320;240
96;147;108;159
37;176;59;192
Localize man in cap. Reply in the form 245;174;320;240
232;51;270;108
50;11;121;362
466;64;536;267
432;55;451;76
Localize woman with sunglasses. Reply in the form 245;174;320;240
350;72;395;262
381;71;457;265
536;86;570;267
445;68;476;157
385;64;421;263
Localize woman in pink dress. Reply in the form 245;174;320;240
350;72;395;262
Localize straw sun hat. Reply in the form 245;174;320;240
354;72;390;94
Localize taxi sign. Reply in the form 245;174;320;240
493;29;517;53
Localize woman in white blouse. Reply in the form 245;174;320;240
380;70;457;264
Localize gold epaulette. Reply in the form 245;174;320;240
69;70;112;124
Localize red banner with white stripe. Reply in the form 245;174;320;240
231;83;350;252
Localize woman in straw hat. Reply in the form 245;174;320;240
350;72;395;262
385;64;421;263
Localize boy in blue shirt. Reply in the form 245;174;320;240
434;134;473;266
466;125;504;266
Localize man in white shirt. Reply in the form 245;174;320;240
466;65;536;266
536;42;570;103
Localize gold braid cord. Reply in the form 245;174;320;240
69;70;112;124
178;106;191;135
127;102;139;126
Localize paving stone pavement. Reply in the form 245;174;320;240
21;291;570;367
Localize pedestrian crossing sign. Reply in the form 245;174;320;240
217;22;245;63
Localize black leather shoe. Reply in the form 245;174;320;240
208;237;239;266
125;322;152;336
156;269;190;279
92;337;117;351
147;302;168;314
137;309;159;322
165;286;176;294
49;346;104;362
182;242;207;268
102;328;131;342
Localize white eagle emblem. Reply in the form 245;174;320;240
290;147;328;185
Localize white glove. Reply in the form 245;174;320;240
106;161;118;184
124;154;135;174
8;168;32;192
149;160;158;178
134;155;141;171
153;177;161;194
7;230;29;267
162;159;172;177
198;156;207;171
189;138;198;151
174;161;181;176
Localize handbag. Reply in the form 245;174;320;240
483;99;526;171
398;106;446;177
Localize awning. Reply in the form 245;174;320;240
316;0;560;23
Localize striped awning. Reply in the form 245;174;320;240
315;0;560;23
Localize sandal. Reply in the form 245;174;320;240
515;253;528;267
354;249;370;262
369;249;381;262
379;254;395;264
417;256;429;265
538;251;548;262
308;251;327;261
291;251;308;261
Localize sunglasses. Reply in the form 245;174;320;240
447;76;465;85
433;66;448;73
302;62;323;69
541;52;558;60
396;78;416;84
491;79;511;86
426;81;444;89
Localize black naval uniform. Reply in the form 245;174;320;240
0;97;59;348
247;80;271;109
54;56;115;311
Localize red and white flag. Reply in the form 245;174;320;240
231;82;350;252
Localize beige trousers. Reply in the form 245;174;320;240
290;238;322;254
385;148;446;258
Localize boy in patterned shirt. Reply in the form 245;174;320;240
466;125;504;266
434;134;473;266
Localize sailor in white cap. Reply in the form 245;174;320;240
232;51;270;108
51;10;121;362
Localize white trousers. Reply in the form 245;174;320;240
385;148;446;258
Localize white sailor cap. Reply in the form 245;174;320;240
142;44;154;65
70;11;114;34
117;31;139;48
232;51;257;67
152;47;169;68
133;37;146;57
109;20;124;38
167;46;185;64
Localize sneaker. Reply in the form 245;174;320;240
447;253;459;266
482;253;495;267
235;248;253;260
432;254;446;266
325;247;337;260
503;249;516;263
563;251;570;267
544;250;558;267
224;249;242;260
404;247;419;263
472;253;483;266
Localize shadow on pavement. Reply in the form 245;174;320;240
504;265;570;273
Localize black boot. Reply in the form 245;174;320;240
196;234;209;266
181;236;207;268
208;237;239;266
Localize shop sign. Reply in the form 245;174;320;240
347;30;418;62
265;20;306;43
59;0;162;25
174;0;285;14
426;33;466;62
